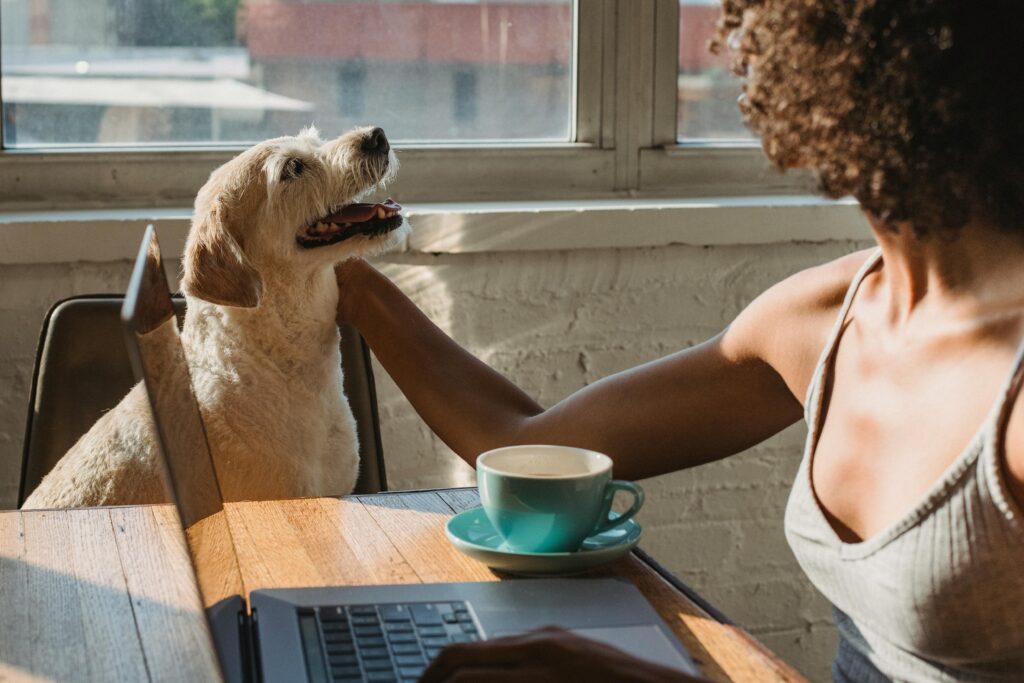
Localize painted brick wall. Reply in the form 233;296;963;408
0;239;870;679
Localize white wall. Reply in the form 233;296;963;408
0;232;872;680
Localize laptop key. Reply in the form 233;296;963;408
350;606;378;616
379;604;411;622
394;655;425;667
416;626;446;638
366;673;397;683
388;632;418;644
450;634;479;643
321;607;347;621
390;643;422;655
351;615;380;626
410;604;443;625
362;659;394;672
357;636;386;648
455;612;473;623
329;654;359;666
460;623;478;634
424;647;444;659
327;644;355;656
361;647;389;659
399;666;425;680
331;666;361;677
325;632;353;644
421;636;450;648
354;626;383;637
384;622;413;633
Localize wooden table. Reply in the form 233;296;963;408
0;489;806;682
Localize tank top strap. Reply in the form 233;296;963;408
994;335;1024;430
803;249;885;416
989;327;1024;483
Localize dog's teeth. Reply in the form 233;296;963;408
376;207;386;219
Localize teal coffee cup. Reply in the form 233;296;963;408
476;445;645;553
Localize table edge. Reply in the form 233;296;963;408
630;546;733;625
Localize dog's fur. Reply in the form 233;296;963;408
23;126;408;508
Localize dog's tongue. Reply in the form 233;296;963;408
325;198;401;224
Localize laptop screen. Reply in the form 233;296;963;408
121;225;245;610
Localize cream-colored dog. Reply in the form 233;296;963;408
23;125;408;508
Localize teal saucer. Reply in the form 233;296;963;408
445;507;642;576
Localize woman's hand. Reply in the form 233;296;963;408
419;626;707;682
334;258;375;327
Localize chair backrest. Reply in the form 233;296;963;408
19;295;386;506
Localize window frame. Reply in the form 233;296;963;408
0;0;813;211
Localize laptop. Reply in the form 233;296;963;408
121;225;700;682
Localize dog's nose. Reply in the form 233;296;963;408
361;127;389;155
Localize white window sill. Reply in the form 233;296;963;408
0;195;871;265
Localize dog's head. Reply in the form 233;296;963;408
182;126;407;308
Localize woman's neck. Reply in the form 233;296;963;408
868;214;1024;330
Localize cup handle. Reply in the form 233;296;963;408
593;480;645;534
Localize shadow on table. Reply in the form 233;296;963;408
0;554;217;680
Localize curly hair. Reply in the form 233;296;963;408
713;0;1024;236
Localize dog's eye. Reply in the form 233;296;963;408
283;158;305;180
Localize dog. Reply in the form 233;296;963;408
23;125;408;508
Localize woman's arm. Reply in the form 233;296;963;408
337;253;862;480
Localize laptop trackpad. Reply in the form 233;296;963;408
493;625;691;672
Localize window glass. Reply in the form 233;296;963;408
1;0;573;148
677;0;751;141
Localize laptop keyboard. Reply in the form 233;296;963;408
309;601;481;682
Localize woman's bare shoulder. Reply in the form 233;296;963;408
774;248;877;317
721;248;877;401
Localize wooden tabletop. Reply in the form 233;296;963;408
0;489;807;683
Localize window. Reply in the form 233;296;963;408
1;0;573;147
338;61;367;119
677;0;751;141
0;1;809;208
452;70;477;127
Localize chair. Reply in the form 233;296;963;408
18;295;386;506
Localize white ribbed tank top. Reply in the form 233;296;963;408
784;250;1024;682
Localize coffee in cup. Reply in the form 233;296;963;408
476;445;644;553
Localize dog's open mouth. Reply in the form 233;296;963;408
297;198;403;248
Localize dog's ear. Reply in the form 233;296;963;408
181;197;263;308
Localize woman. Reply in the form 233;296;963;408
337;1;1024;680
